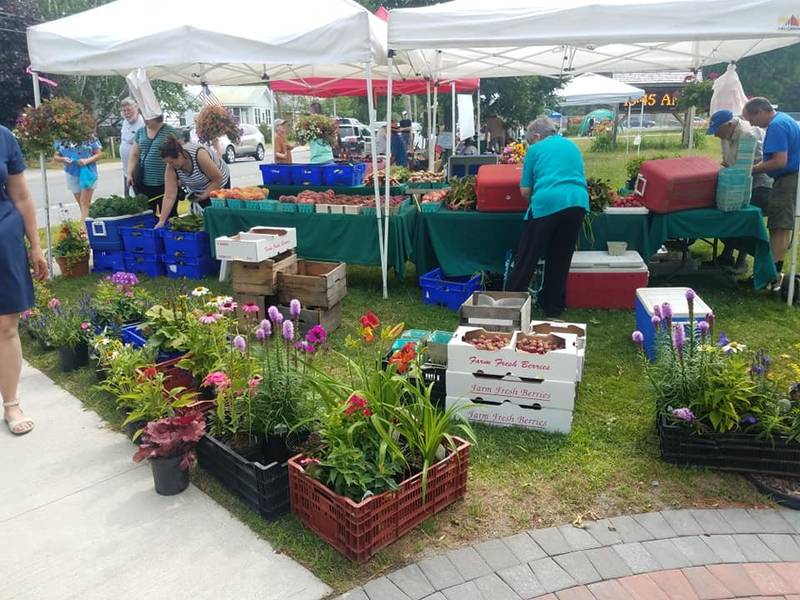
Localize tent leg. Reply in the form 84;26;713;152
451;82;457;157
427;81;433;170
384;54;394;298
626;101;632;155
366;63;387;299
687;106;696;156
333;97;337;118
476;83;481;149
787;174;800;306
269;85;276;161
432;85;439;171
32;72;53;279
638;100;644;156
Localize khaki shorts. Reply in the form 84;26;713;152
767;173;798;231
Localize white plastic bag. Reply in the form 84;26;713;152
710;64;749;116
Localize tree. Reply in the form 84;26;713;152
480;77;559;127
0;0;44;128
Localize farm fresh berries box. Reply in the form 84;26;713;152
528;321;587;381
215;227;297;263
446;371;576;411
446;396;574;434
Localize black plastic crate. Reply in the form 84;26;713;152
196;434;289;520
658;417;800;477
381;353;446;410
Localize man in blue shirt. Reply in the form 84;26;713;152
744;97;800;291
507;118;589;317
390;124;409;168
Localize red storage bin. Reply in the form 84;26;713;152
634;156;720;214
476;164;529;212
565;251;649;309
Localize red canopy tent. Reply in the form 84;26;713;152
270;77;480;97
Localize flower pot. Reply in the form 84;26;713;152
124;419;148;444
56;254;90;278
57;343;89;372
37;335;54;352
150;455;190;495
191;376;217;400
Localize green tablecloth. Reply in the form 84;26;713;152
644;206;777;289
264;184;406;198
204;205;417;277
413;210;650;276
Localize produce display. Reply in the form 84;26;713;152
365;166;410;186
610;193;644;208
212;187;268;201
88;194;150;219
408;170;445;184
516;335;560;355
586;177;616;213
447;177;477;211
421;190;448;203
168;213;204;232
359;195;408;209
467;332;510;351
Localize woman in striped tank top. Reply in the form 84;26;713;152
155;136;231;228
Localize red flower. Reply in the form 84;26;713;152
359;311;380;329
344;394;369;417
142;365;158;380
388;342;416;374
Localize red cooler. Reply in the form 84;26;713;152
476;164;529;212
634;156;720;214
565;251;649;309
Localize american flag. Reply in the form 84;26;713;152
198;83;222;107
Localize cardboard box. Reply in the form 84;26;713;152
529;321;587;382
232;251;298;295
447;396;573;434
277;260;347;309
215;227;297;263
446;370;576;411
448;326;580;382
328;204;345;215
459;291;531;332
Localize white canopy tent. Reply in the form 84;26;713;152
555;72;645;154
27;0;398;296
387;0;800;304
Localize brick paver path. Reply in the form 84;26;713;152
339;509;800;600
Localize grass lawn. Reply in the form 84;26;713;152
23;144;800;594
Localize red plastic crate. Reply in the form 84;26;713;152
289;438;470;562
476;164;529;212
565;251;649;309
634;156;720;214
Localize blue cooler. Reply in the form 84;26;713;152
86;212;156;251
635;287;712;361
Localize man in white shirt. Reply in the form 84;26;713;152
120;97;145;196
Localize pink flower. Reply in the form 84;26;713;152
48;298;61;310
80;322;91;331
344;394;368;417
299;457;320;469
199;313;221;324
218;300;237;314
202;371;231;391
248;375;262;390
289;299;302;318
242;303;260;315
21;310;32;321
282;319;294;342
306;325;327;345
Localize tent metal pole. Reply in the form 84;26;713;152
269;85;276;162
365;63;387;299
427;80;433;169
638;100;644;156
384;53;395;298
687;106;696;156
626;100;632;155
476;83;481;149
432;84;439;171
451;82;457;154
787;174;800;306
32;72;53;279
333;97;337;118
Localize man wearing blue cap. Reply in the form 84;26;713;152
707;109;772;273
743;97;800;292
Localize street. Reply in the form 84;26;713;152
24;147;310;226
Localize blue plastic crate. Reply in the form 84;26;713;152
291;164;323;186
86;212;156;251
123;253;164;278
162;254;219;280
260;163;293;186
160;229;210;258
92;250;126;273
120;226;163;255
322;163;367;187
280;202;298;213
419;268;483;311
120;323;147;348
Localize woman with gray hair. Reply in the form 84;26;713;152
119;97;144;196
507;117;589;318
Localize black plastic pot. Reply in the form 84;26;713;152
125;419;148;443
150;456;190;495
58;343;89;372
38;336;54;352
191;376;217;400
746;474;800;511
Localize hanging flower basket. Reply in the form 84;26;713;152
15;97;96;156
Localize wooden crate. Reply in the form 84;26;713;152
277;302;342;335
232;250;297;295
277;260;347;309
459;291;531;333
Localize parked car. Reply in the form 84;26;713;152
336;118;372;156
189;124;266;163
621;115;657;128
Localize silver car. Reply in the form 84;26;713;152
190;124;266;163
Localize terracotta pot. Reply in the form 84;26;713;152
56;254;90;278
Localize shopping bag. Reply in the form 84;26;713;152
710;64;749;116
79;166;97;189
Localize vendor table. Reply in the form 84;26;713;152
413;210;650;276
204;205;417;277
264;184;407;198
644;205;777;289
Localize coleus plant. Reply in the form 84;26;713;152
133;410;206;470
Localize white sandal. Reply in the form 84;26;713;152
3;401;34;435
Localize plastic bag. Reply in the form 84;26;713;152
79;166;97;190
710;64;749;116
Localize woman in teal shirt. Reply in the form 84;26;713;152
507;118;589;318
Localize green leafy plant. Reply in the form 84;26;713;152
53;220;89;264
586;177;615;213
590;131;615;152
695;353;758;432
88;194;150;219
167;213;204;232
118;365;198;438
44;299;92;349
91;272;151;329
676;80;714;113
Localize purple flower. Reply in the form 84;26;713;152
718;333;730;347
268;306;282;323
705;312;715;329
651;315;661;329
672;407;696;422
282;319;294;342
653;304;662;318
109;271;139;287
631;330;644;347
306;325;327;345
685;288;695;306
233;335;247;353
255;328;267;342
672;323;685;352
740;414;758;426
289;299;302;318
661;302;673;320
750;364;765;377
698;321;710;337
259;319;270;331
260;320;272;338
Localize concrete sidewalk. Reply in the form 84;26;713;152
0;362;331;600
